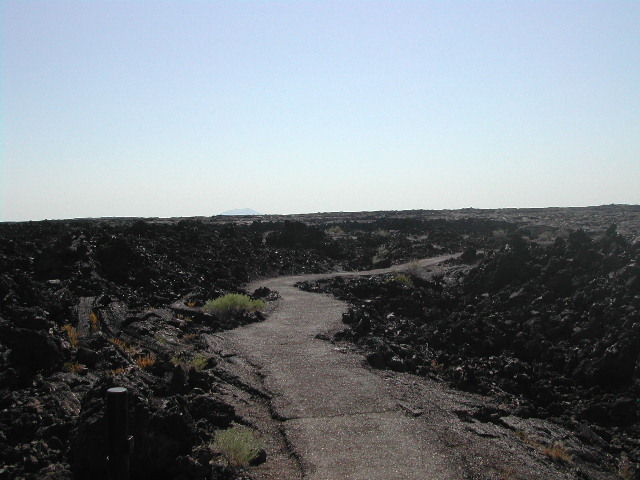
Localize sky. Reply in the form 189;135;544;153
2;1;639;221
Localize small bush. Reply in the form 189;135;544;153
212;426;266;467
171;352;210;371
406;259;421;276
203;294;266;318
191;353;209;371
372;245;389;264
388;273;414;288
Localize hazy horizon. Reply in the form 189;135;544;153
2;203;640;224
3;1;639;222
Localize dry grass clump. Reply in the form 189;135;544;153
499;469;518;480
63;325;78;347
109;337;139;354
618;456;635;480
109;337;128;349
543;443;572;463
136;354;156;370
516;431;572;464
515;430;538;447
63;362;86;374
89;311;100;332
182;333;199;343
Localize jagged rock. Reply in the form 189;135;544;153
189;394;234;427
5;328;64;374
76;347;99;368
1;208;639;477
366;352;386;369
310;228;640;466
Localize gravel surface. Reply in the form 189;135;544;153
219;256;609;480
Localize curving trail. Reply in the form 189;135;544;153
221;255;469;480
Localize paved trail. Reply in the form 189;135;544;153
222;255;466;480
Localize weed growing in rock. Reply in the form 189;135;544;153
618;456;635;480
171;352;209;371
406;259;421;276
372;245;389;264
543;443;572;463
191;353;209;370
89;311;100;332
109;337;138;355
203;294;265;318
63;362;86;374
388;273;414;288
499;469;517;480
212;425;265;467
515;430;540;449
63;325;78;347
181;333;199;343
136;354;156;370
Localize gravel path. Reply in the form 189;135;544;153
222;256;467;479
220;255;579;480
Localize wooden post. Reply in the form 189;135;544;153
107;387;133;480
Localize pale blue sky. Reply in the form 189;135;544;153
2;1;639;221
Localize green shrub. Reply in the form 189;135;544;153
212;425;266;467
372;245;389;264
406;259;421;276
171;352;210;371
388;273;414;288
203;294;266;318
191;352;209;371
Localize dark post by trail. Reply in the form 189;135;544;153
107;387;134;480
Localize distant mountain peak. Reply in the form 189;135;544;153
219;208;262;216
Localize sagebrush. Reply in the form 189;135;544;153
212;425;265;467
203;293;266;318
